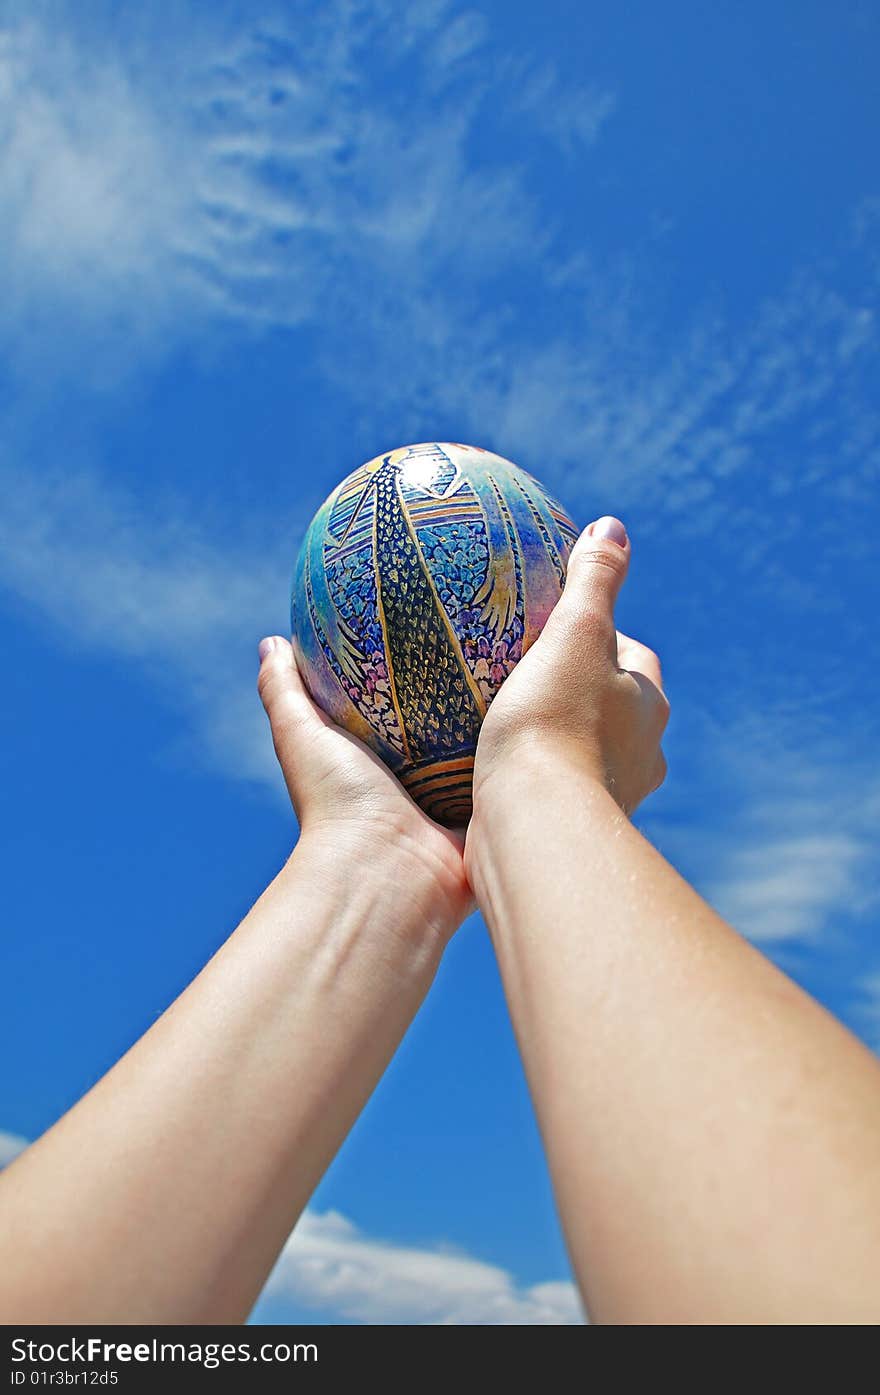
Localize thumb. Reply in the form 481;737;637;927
554;516;630;653
564;515;629;610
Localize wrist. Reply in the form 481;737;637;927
467;740;614;892
472;732;609;822
288;817;466;953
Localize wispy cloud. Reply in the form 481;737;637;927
0;457;294;790
0;11;200;377
1;0;878;808
708;831;869;943
257;1209;583;1325
495;49;617;157
645;710;880;946
0;0;620;787
856;973;880;1054
0;0;599;382
3;0;876;1329
2;0;876;499
466;238;880;548
0;1131;27;1168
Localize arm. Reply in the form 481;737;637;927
466;518;880;1324
0;638;470;1323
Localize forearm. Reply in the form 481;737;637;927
0;830;448;1323
470;758;880;1323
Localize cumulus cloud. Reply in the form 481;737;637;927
259;1209;583;1325
3;0;877;1330
0;1126;580;1323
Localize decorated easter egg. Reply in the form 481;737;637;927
291;442;579;825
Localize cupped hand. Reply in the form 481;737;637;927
257;636;473;931
469;517;669;821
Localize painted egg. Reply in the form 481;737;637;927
291;442;580;825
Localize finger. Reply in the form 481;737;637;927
623;666;671;740
256;636;321;777
554;516;630;658
617;630;663;689
257;635;313;721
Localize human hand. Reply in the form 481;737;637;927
468;517;669;827
257;636;472;935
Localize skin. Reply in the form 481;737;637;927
466;516;880;1324
0;638;471;1323
2;516;878;1324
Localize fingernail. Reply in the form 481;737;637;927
590;516;628;547
258;636;277;662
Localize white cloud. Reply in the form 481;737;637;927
0;0;877;806
259;1209;583;1325
0;1131;27;1168
499;54;617;156
0;457;295;790
0;0;621;787
708;831;868;943
2;0;877;1326
0;1125;580;1323
479;252;879;532
0;0;599;383
1;0;875;516
0;14;198;374
646;712;880;946
3;0;874;481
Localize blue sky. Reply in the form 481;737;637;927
0;0;878;1324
